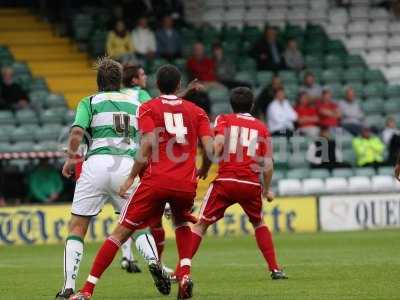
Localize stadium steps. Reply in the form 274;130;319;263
0;8;95;109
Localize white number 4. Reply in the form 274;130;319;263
229;126;259;157
164;112;188;144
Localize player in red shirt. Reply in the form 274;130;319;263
189;87;288;280
71;65;213;300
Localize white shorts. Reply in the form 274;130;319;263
71;155;138;217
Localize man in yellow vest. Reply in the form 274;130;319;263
352;127;385;167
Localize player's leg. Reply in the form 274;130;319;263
239;186;287;280
151;221;166;260
120;236;141;273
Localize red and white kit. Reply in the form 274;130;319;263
199;113;271;226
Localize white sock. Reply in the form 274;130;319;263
135;233;159;264
63;236;84;292
121;237;135;261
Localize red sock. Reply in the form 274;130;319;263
190;231;203;258
81;237;121;295
175;225;192;277
151;227;166;259
255;226;279;271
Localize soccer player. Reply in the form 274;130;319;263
55;58;162;299
190;87;288;280
70;64;213;300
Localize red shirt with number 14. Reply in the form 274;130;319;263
138;95;213;193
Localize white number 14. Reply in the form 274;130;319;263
164;112;188;144
229;126;259;157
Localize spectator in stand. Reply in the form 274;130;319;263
131;16;156;61
338;86;364;136
307;127;351;170
251;26;285;71
382;116;400;164
267;87;298;137
28;159;64;203
106;20;136;63
0;67;29;110
300;72;322;101
254;75;283;119
316;88;341;133
353;127;385;168
284;38;304;71
295;91;319;137
212;43;250;89
186;42;218;86
156;15;182;60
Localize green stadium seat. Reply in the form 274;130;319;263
72;13;94;41
332;167;354;178
343;68;364;84
342;149;357;165
279;71;298;84
11;125;39;143
13;141;35;152
234;71;255;86
347;82;364;97
39;108;66;125
0;142;16;153
211;102;232;115
361;98;384;114
286;168;310;179
0;110;15;125
12;62;30;76
237;58;256;72
222;27;241;42
384;99;400;114
29;77;48;92
150;58;169;73
64;110;75;126
364;70;386;83
322;69;342;84
14;73;32;91
288;152;308;168
242;26;261;44
45;94;66;108
173;58;186;72
0;125;14;142
89;30;107;57
256;71;273;86
354;167;376;177
338;133;354;149
305;55;323;69
385;85;400;98
378;166;394;176
365;114;385;129
15;109;38;125
324;55;344;69
325;40;346;54
29;90;49;109
329;83;345;98
208;87;230;103
291;135;310;151
33;141;59;152
309;169;331;179
272;170;285;184
345;55;365;69
363;83;386;99
35;125;63;142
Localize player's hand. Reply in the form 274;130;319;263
263;190;275;202
187;78;204;92
119;176;135;198
395;164;400;181
196;167;209;180
62;158;77;178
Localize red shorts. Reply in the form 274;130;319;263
119;183;196;231
199;179;263;225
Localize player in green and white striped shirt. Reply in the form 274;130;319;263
55;58;168;299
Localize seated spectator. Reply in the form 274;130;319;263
131;16;156;60
307;127;351;170
186;42;218;85
28;159;63;203
267;88;298;136
382;116;400;164
251;26;285;71
284;38;304;71
254;75;283;119
338;87;364;136
0;67;29;110
300;72;322;101
212;43;250;89
353;127;385;168
316;88;341;133
156;15;181;60
295;91;319;137
106;20;136;63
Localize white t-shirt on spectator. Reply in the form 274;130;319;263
267;99;298;133
131;27;156;55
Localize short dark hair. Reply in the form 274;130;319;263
230;87;254;113
96;57;122;91
122;64;141;87
156;64;181;94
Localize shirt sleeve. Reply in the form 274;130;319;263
138;103;155;134
259;125;272;158
72;98;92;130
197;107;213;137
213;114;227;136
139;89;152;103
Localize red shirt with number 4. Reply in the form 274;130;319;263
138;95;212;193
214;113;271;184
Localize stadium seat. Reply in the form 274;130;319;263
39;108;66;125
345;55;365;69
346;36;367;53
361;98;384;114
208;87;230;103
354;167;376;177
348;176;371;192
11;125;39;143
288;152;308;168
389;22;400;35
364;51;386;69
369;8;389;20
364;70;385;84
348;21;369;36
322;69;342;84
234;71;255;86
385;85;400;98
0;142;17;153
237;58;256;72
0;125;14;142
211;102;232;115
302;178;325;194
371;175;395;192
343;68;364;84
363;83;385;99
15;109;38;125
35;125;63;142
286;168;310;179
272;170;285;186
378;166;394;176
337;132;354;150
329;8;349;24
324;55;344;69
309;169;331;179
325;177;349;194
12;141;35;152
332;168;354;178
368;21;388;35
384;99;400;114
33;141;59;152
366;35;387;51
256;71;273;86
45;94;66;108
365;114;385;129
278;179;303;196
0;110;15;125
387;36;400;51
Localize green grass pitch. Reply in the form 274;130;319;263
1;230;399;300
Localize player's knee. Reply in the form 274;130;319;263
193;221;209;235
68;215;91;238
112;224;134;244
251;219;265;229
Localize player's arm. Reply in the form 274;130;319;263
177;78;204;98
62;99;90;178
261;156;274;202
197;135;214;179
